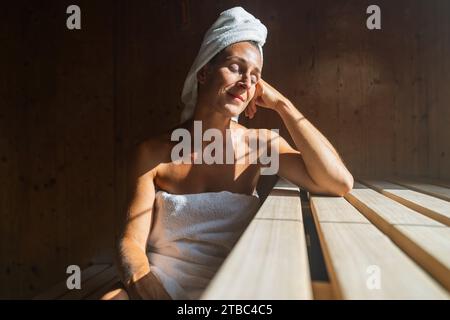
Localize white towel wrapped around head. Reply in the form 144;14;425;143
180;6;268;124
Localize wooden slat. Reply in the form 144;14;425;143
33;264;110;300
420;178;450;189
361;180;450;226
272;177;300;192
201;188;312;299
402;177;450;190
59;266;118;300
312;281;335;300
387;178;450;202
345;182;450;291
310;196;448;299
85;276;121;300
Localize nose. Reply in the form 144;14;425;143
238;74;252;90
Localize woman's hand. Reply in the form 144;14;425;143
244;79;289;119
128;270;172;300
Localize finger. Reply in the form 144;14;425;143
257;81;264;97
249;100;256;119
251;99;258;115
259;85;265;101
246;104;252;117
247;98;255;119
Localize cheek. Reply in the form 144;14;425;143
220;70;240;85
210;73;229;90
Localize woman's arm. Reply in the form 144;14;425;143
246;79;353;196
116;141;171;299
275;99;353;196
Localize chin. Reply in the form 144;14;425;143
222;108;242;118
222;103;244;118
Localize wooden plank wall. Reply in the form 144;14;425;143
0;0;449;298
240;0;450;179
0;0;115;298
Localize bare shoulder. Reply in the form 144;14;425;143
131;133;173;179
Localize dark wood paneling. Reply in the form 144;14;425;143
1;0;115;298
1;0;449;298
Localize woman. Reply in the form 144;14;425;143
102;7;353;300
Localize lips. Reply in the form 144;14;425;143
227;92;245;102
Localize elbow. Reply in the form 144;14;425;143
338;174;354;197
329;173;354;197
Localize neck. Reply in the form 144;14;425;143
182;102;237;154
189;103;235;136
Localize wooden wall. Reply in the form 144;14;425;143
0;0;449;298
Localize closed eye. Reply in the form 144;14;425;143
229;64;240;73
229;63;259;85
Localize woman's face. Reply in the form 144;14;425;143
197;41;263;118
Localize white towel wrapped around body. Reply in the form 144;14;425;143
180;6;268;124
146;189;260;300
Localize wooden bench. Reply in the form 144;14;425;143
36;176;450;299
202;177;450;299
33;264;120;300
202;181;312;299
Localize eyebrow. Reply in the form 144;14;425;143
225;56;261;75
